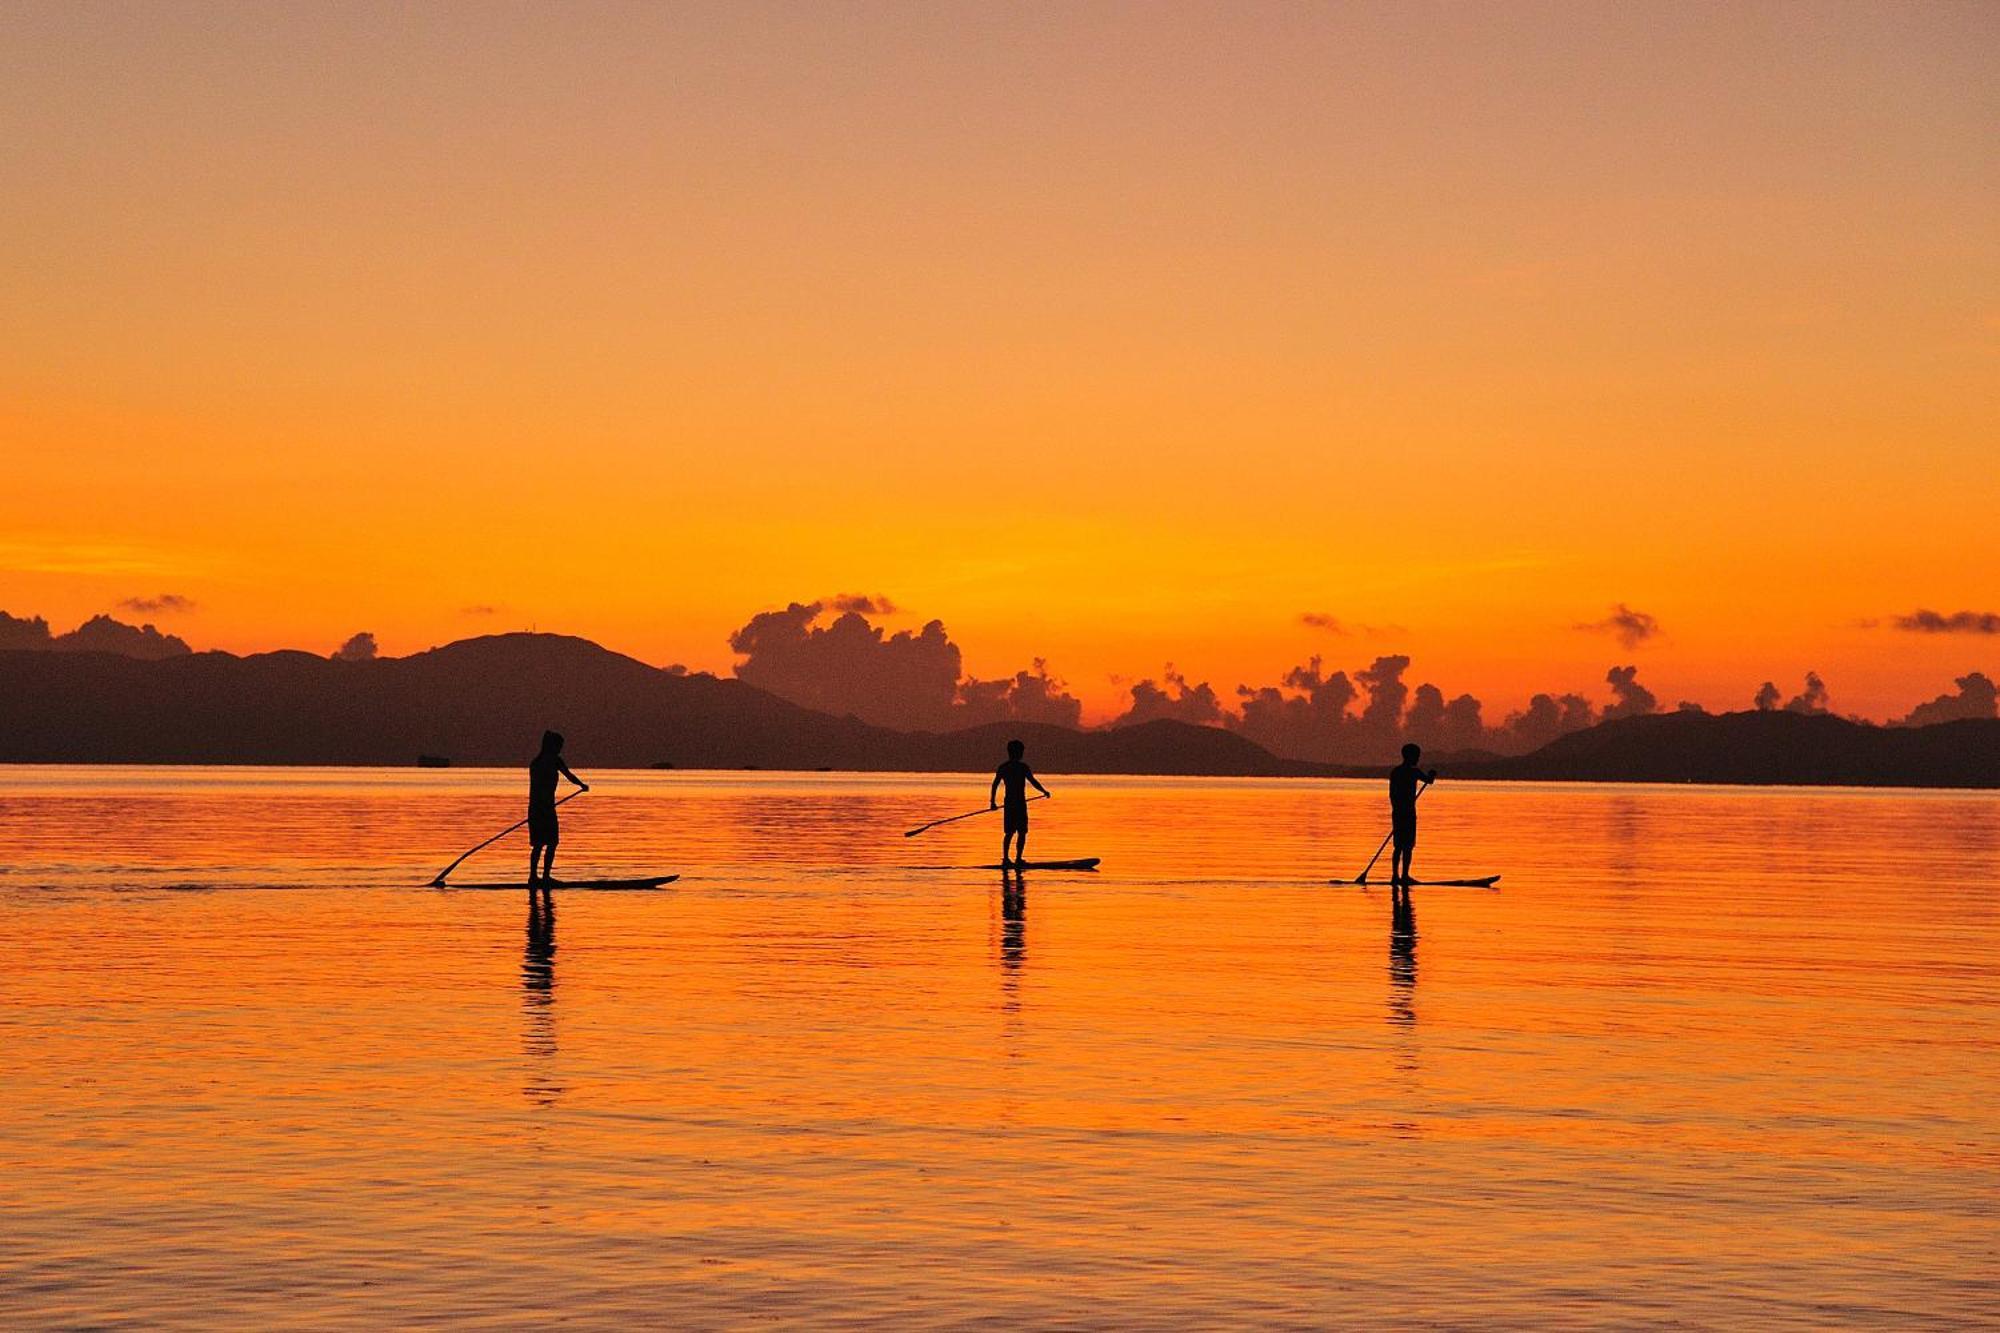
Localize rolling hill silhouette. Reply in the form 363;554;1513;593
0;633;1310;775
0;632;1991;785
1447;708;1999;788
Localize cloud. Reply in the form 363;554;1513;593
729;599;1078;731
1229;650;1635;762
1498;692;1597;751
333;632;378;662
1299;613;1401;637
461;604;501;616
55;615;192;660
0;610;53;651
117;593;195;615
1404;682;1486;752
1898;671;1998;727
828;593;897;616
1601;665;1658;720
0;610;193;658
1892;609;2000;635
1575;603;1662;649
958;659;1084;729
1785;672;1830;715
1113;665;1224;727
1345;655;1407;737
1231;656;1361;762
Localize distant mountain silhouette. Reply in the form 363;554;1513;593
0;633;1991;785
1445;708;2000;788
0;633;1314;775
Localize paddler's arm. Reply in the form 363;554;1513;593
559;761;589;792
1028;769;1050;798
989;770;1002;810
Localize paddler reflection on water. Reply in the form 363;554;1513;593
528;730;588;889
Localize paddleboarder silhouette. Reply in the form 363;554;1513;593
528;730;588;888
989;739;1051;868
1388;743;1437;889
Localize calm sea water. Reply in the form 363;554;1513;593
2;766;1995;1328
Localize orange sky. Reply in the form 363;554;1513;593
1;3;1993;723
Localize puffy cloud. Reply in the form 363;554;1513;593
0;611;53;651
56;615;191;659
1898;672;1998;727
1754;681;1782;711
1354;655;1412;740
729;600;1079;731
959;660;1084;729
1228;650;1648;763
117;593;195;615
1576;603;1661;649
1;611;191;658
1892;609;2000;635
1404;683;1486;753
1497;692;1596;751
1601;665;1657;720
1114;666;1224;727
1230;656;1360;762
1785;672;1830;715
334;632;378;662
1300;613;1350;634
731;603;959;726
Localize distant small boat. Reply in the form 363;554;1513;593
975;858;1101;872
416;754;452;768
1327;874;1499;888
441;875;679;891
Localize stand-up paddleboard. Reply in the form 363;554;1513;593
1327;874;1498;888
439;875;679;891
976;858;1101;872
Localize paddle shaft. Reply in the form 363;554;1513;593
1353;777;1428;884
430;787;584;886
904;791;1047;837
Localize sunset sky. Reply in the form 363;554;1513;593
2;2;1993;722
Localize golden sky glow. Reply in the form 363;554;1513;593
2;3;1994;722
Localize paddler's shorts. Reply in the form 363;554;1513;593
1003;804;1029;834
528;808;559;846
1391;811;1417;850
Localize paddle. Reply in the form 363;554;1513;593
1349;775;1429;885
429;788;585;886
904;792;1047;837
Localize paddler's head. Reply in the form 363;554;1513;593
541;730;565;755
1007;739;1025;760
1402;743;1421;764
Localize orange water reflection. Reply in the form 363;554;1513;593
1;767;1994;1325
